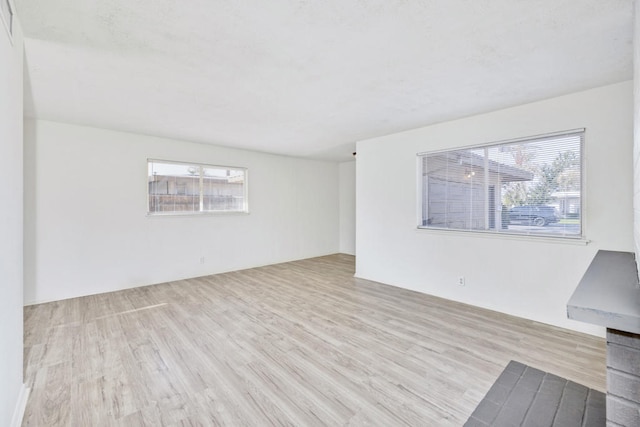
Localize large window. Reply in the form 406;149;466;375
418;129;584;238
148;160;248;215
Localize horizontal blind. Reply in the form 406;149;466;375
419;130;584;238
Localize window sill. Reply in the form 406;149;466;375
415;226;590;245
147;211;250;218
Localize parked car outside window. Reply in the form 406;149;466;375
508;205;559;227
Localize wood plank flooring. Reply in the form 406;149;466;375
23;254;606;426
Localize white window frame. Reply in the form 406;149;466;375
147;159;249;216
417;129;585;240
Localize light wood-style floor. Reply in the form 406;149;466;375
23;254;605;426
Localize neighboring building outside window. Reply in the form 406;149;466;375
148;160;248;215
418;129;584;239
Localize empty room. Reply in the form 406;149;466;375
2;0;640;426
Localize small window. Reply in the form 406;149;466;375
418;129;584;238
148;160;248;215
0;0;13;38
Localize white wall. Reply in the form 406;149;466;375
24;120;339;304
356;81;634;336
0;10;25;427
339;161;356;255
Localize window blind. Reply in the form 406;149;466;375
418;130;584;238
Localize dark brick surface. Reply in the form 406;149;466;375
553;381;588;427
468;397;502;424
492;368;545;426
583;390;606;427
521;374;565;427
484;382;513;405
505;360;528;375
466;361;605;427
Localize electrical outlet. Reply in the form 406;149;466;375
458;276;465;286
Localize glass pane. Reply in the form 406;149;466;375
202;167;245;212
148;161;200;213
495;134;581;237
424;149;487;231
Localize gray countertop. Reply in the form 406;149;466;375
567;250;640;334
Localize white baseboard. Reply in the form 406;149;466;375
10;384;30;427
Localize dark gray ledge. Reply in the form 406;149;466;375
567;250;640;334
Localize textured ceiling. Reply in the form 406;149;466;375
19;0;633;161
